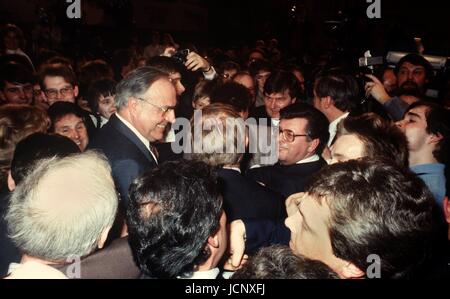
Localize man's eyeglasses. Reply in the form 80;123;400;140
44;86;74;99
136;97;175;115
279;129;309;143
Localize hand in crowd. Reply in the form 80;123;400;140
185;51;211;72
224;219;248;271
364;74;392;104
161;46;177;57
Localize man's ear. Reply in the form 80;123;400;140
428;132;443;145
443;197;450;224
307;138;320;154
97;226;112;249
0;90;6;102
340;262;365;279
7;170;16;192
322;96;332;109
207;234;219;249
291;97;297;104
73;85;79;98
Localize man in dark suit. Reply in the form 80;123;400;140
89;67;177;204
186;103;285;222
247;103;329;198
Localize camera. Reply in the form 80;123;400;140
171;49;190;64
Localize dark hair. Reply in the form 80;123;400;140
307;158;436;279
112;49;136;80
395;53;433;80
280;103;330;154
126;159;222;278
314;73;359;112
405;101;450;164
78;59;114;99
192;79;217;103
39;64;78;89
232;245;339;279
210;81;252;113
336;113;409;167
146;55;184;75
263;70;303;101
47;101;86;132
85;78;116;114
10;133;80;184
248;59;272;78
0;63;34;89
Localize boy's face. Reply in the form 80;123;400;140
98;95;116;119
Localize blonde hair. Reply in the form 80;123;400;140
0;104;49;184
187;103;246;167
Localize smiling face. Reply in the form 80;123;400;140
97;94;117;119
0;81;33;104
264;90;295;119
130;78;177;142
54;114;89;151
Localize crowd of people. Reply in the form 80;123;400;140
0;22;449;279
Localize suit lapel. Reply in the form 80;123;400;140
109;114;157;165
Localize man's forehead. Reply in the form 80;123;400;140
169;72;181;80
44;76;71;86
266;90;289;98
5;81;32;87
407;105;428;118
280;117;307;129
400;62;425;71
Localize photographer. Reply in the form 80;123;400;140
365;53;434;121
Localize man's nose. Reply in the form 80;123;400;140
69;129;79;140
165;109;176;124
395;120;404;129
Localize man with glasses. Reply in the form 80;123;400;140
39;64;79;106
89;66;177;205
247;103;329;198
0;62;34;104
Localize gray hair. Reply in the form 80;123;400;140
6;151;118;261
114;66;169;109
186;103;245;167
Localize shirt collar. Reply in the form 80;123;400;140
295;154;320;165
328;112;349;146
222;166;241;173
115;113;158;163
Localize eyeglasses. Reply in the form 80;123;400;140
279;129;309;143
136;97;176;115
44;86;74;99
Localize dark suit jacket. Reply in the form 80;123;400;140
249;106;272;126
217;168;285;222
246;158;327;198
243;219;290;254
88;114;157;204
54;237;140;279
